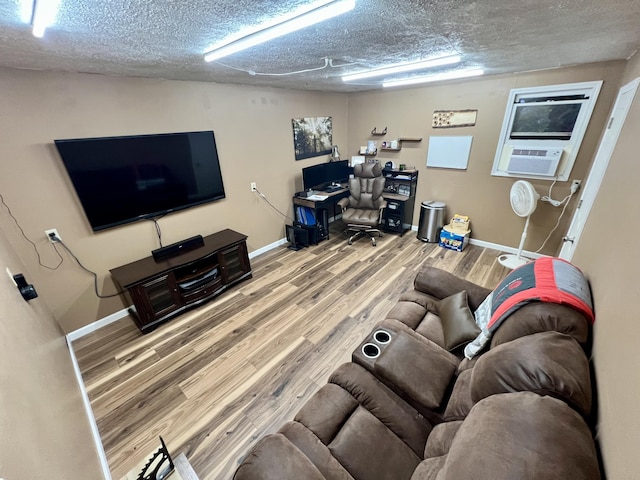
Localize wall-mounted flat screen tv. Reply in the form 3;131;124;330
55;130;226;231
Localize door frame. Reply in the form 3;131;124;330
559;77;640;261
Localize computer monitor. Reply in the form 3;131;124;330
327;160;351;184
302;160;352;191
302;163;327;191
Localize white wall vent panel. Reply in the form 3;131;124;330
506;148;563;177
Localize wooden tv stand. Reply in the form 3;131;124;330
110;229;251;333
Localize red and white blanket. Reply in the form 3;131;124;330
464;257;594;359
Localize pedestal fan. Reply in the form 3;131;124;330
498;180;540;269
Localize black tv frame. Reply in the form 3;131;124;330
54;130;226;232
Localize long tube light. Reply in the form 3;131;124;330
204;0;355;62
382;68;485;88
31;0;61;38
342;55;461;82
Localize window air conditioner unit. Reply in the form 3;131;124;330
506;147;563;177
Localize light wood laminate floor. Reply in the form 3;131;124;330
73;226;510;480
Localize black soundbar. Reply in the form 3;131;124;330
152;235;205;262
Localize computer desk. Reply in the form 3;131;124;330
292;186;349;242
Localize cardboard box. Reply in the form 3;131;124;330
439;226;470;252
448;214;470;233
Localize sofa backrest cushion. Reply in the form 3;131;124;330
329;406;421;480
233;433;326;480
464;257;594;359
414;266;492;311
470;331;592;416
489;302;590;349
327;362;433;457
437;392;600;480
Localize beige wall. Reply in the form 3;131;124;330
0;56;636;479
347;61;625;254
0;67;347;332
572;52;640;479
0;227;103;478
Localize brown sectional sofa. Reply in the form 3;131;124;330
234;265;600;480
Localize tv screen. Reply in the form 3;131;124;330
55;130;226;231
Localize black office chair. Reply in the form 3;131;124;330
337;162;387;246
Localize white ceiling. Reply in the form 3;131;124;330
1;0;639;92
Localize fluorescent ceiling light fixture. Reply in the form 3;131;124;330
31;0;61;38
383;68;485;88
204;0;355;62
342;55;461;82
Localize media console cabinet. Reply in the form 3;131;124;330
110;229;251;333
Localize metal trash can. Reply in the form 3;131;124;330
417;201;446;242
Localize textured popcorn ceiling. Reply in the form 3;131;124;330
0;0;639;92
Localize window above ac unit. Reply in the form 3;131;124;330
491;81;602;181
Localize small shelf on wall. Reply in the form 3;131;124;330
356;150;378;157
380;138;423;152
371;127;387;136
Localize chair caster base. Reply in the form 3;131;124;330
344;225;383;247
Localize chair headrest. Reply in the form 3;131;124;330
354;162;382;178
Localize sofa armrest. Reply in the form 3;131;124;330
352;322;458;417
414;266;491;311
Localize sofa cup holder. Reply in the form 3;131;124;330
362;343;381;359
373;329;391;344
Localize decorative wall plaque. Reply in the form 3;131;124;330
432;109;478;128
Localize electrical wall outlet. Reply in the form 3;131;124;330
250;182;257;192
570;179;582;193
44;229;61;243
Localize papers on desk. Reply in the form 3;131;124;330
306;194;329;201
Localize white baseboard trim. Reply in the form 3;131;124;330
410;224;545;259
249;238;287;259
467;238;545;260
66;307;131;342
66;336;112;480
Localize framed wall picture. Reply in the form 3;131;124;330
292;116;333;161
